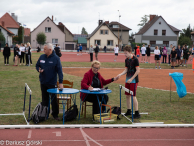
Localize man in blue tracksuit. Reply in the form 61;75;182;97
36;43;63;120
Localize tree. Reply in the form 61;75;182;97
137;15;149;29
36;32;46;48
81;27;88;35
181;24;193;38
18;26;24;43
178;36;192;47
0;32;5;43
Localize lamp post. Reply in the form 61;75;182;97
118;10;121;48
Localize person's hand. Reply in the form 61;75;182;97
39;67;44;73
114;76;119;81
116;75;121;80
59;83;63;89
127;79;132;83
88;85;93;91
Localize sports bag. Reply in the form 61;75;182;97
64;104;78;121
107;106;121;120
31;103;48;124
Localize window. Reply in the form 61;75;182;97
150;41;156;47
107;40;113;46
52;39;58;44
163;41;169;47
105;30;108;35
113;25;119;28
154;29;158;35
47;20;49;22
45;27;51;33
159;22;161;24
162;30;166;36
95;40;101;46
100;30;103;34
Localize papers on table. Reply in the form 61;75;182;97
90;88;101;92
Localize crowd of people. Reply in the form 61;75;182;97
2;42;33;66
134;44;194;69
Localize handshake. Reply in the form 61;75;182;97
113;75;121;81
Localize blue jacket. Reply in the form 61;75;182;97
176;48;182;57
36;51;63;85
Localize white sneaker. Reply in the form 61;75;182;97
184;65;186;66
155;67;157;69
5;64;6;66
159;67;161;69
31;64;33;66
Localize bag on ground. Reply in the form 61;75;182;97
64;104;78;121
107;106;121;120
31;102;48;124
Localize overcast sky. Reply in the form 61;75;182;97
0;0;193;34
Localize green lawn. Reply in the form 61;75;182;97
0;52;193;125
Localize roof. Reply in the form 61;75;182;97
78;37;87;44
87;22;118;39
0;13;19;28
0;24;15;35
135;15;181;35
24;28;30;36
31;17;65;35
108;21;131;31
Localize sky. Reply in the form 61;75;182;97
0;0;194;35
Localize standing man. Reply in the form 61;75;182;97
176;45;182;67
94;44;99;60
103;46;107;53
79;44;83;55
54;44;61;57
134;44;137;56
141;44;146;63
36;43;63;120
117;45;141;119
167;44;173;66
114;45;119;62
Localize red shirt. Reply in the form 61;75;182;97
136;48;140;55
80;68;113;101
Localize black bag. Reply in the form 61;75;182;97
107;106;121;120
64;104;78;121
31;103;48;124
58;52;62;57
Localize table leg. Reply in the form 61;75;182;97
78;94;88;121
131;94;133;122
47;94;51;119
96;95;101;124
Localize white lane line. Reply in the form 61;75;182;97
52;131;61;137
28;130;32;139
80;127;103;146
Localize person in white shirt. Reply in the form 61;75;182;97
20;43;25;65
114;45;119;62
141;44;146;63
154;46;161;69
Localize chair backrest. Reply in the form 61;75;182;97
57;80;73;88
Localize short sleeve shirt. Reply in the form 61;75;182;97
171;50;177;58
125;56;139;83
141;47;146;54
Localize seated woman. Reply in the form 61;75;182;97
81;60;118;120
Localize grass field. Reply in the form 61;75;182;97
0;52;194;125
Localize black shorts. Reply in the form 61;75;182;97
155;55;160;60
176;56;180;60
147;53;150;57
115;53;118;56
19;55;21;58
142;54;145;56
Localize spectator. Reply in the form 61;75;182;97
171;46;177;69
159;47;163;61
79;44;82;55
167;44;173;66
89;45;93;62
37;46;41;52
184;47;192;67
20;43;25;65
54;44;61;57
3;43;11;66
36;43;63;121
154;46;161;69
94;44;99;60
76;44;80;55
136;46;140;61
141;44;146;63
162;46;167;63
146;45;151;63
103;46;107;53
175;45;182;67
13;44;19;66
114;45;119;62
25;42;32;66
80;60;118;120
191;45;194;61
134;44;137;56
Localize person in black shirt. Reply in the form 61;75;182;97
171;46;177;69
54;44;61;57
13;44;19;66
94;44;99;60
146;45;151;63
3;43;11;65
134;44;137;56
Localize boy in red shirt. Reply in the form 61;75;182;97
117;45;141;118
136;46;140;61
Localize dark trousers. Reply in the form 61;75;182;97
20;52;25;63
168;55;171;64
41;84;59;118
90;53;93;62
85;94;108;116
26;54;29;65
4;56;9;64
163;55;167;63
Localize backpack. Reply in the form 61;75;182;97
64;104;78;121
31;103;48;124
107;106;121;120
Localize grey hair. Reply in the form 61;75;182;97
44;43;53;50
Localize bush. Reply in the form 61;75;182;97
36;32;46;48
0;32;5;43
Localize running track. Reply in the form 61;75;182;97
0;127;194;146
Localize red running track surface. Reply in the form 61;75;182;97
0;128;193;146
